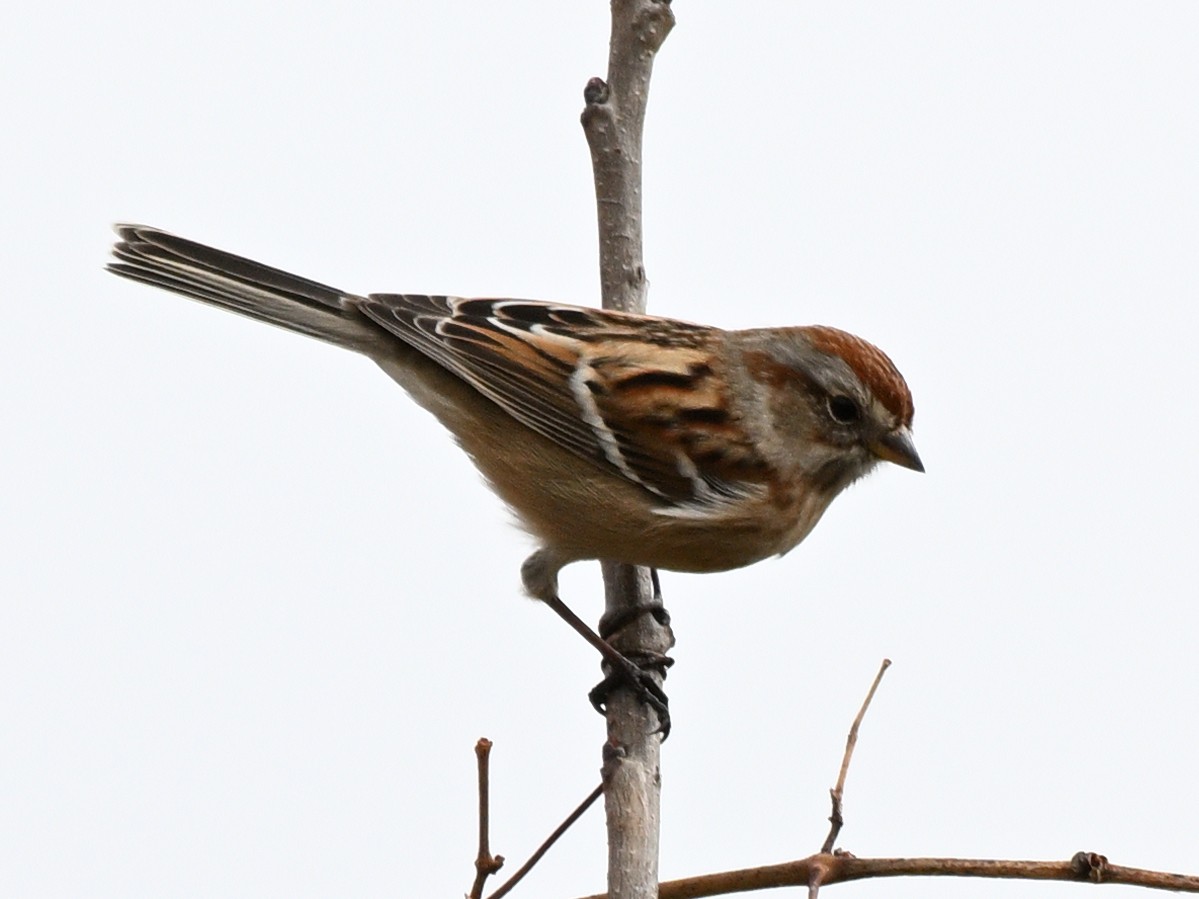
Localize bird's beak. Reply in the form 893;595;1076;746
869;427;924;472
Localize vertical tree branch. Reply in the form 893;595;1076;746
581;2;675;898
469;738;504;899
582;0;673;312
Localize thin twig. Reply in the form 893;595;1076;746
468;738;504;899
820;659;891;855
486;784;605;899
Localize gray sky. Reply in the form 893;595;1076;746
4;2;1197;896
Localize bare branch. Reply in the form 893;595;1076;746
582;0;674;313
820;659;891;855
573;853;1199;898
468;739;504;899
580;3;676;897
486;784;604;899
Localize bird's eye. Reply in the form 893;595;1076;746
826;395;861;424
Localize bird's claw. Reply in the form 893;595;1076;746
589;651;674;738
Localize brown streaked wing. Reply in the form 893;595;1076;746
358;296;767;507
580;338;774;504
358;296;602;463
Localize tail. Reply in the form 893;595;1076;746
107;225;394;357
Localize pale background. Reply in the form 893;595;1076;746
3;2;1197;896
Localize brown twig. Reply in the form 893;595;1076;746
573;853;1199;898
468;739;504;899
820;659;891;855
486;784;604;899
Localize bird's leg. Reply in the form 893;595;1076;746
524;551;673;736
586;566;673;735
539;592;672;737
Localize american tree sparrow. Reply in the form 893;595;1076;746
108;225;923;727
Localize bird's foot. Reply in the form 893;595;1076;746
588;650;674;738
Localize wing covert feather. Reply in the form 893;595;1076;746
359;295;771;509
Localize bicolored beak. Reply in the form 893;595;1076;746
869;427;924;472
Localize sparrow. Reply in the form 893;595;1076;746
108;224;922;732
